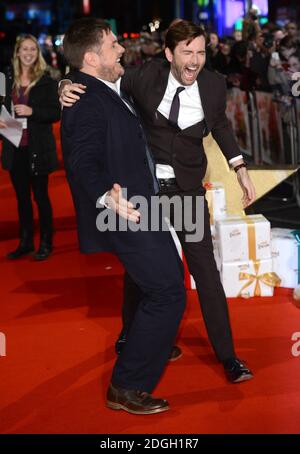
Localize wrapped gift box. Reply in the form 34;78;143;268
271;228;300;288
216;214;271;263
204;182;227;237
221;258;280;298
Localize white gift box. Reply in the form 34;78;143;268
216;214;271;263
271;228;300;288
221;258;280;298
204;182;227;237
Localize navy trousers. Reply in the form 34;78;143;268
111;231;186;393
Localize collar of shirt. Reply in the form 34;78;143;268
96;76;136;115
157;70;204;130
167;71;199;98
97;77;121;96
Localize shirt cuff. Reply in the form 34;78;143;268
99;191;110;209
58;78;72;89
229;155;243;165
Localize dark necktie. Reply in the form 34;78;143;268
169;86;185;127
120;91;137;115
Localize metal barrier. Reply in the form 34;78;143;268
227;88;300;166
227;87;300;208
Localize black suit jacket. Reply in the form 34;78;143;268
121;60;241;190
61;71;165;254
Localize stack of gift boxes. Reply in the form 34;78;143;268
216;214;280;297
171;181;299;296
271;228;300;289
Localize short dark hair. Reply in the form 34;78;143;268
165;20;206;53
63;17;111;69
289;50;300;61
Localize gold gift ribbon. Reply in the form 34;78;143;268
245;218;256;262
227;215;258;261
238;260;281;297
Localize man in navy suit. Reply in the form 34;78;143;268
61;17;186;415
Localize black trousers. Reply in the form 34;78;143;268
123;185;236;362
9;147;53;238
111;231;186;392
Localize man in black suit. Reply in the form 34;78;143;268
61;20;256;383
60;18;186;415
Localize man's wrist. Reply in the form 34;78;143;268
234;162;247;173
58;79;72;96
103;191;112;209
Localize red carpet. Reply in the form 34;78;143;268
1;128;300;434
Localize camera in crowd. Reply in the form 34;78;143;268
247;8;259;22
263;33;275;49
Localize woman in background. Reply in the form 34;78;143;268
0;34;60;260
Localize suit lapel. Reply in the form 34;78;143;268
108;87;137;117
75;71;137;118
197;69;211;134
152;61;170;112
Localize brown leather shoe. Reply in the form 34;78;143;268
106;383;170;415
168;345;183;362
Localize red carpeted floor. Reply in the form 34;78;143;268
1;126;300;434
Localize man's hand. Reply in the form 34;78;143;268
59;82;86;107
236;167;256;208
14;105;32;116
105;183;141;223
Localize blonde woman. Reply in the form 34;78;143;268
0;35;60;260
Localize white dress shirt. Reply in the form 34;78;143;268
156;71;242;179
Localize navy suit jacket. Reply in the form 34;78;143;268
61;71;165;254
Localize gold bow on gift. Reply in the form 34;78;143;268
238;260;281;297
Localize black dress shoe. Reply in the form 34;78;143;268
168;345;183;362
7;243;34;260
115;331;182;362
33;233;53;261
33;243;53;261
106;383;169;415
115;331;127;355
223;358;253;383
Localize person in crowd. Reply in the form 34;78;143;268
42;35;64;80
242;7;261;43
0;34;60;260
279;35;299;62
288;50;300;74
268;49;300;95
208;32;219;57
224;40;257;90
248;31;273;91
285;22;299;45
61;17;186;415
140;32;162;63
206;32;220;71
60;20;256;384
233;30;243;42
211;38;233;75
273;27;286;48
